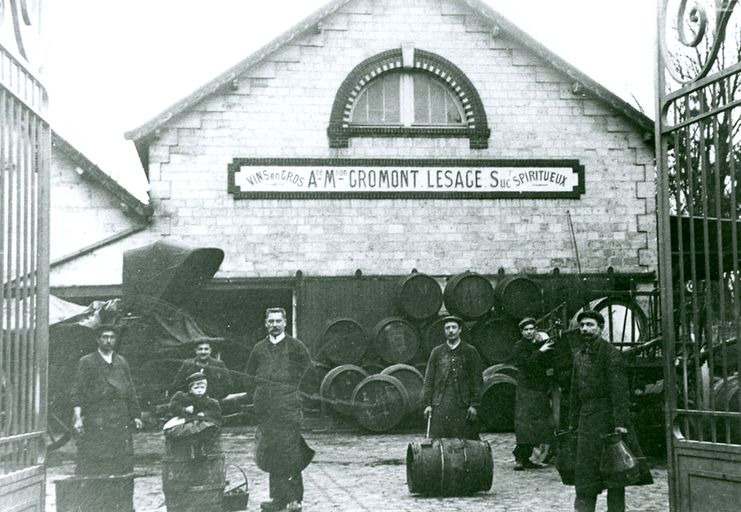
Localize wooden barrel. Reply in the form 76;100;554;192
373;316;420;364
319;364;368;417
420;316;447;361
56;473;134;512
362;362;386;374
352;374;410;432
406;438;493;496
162;453;225;512
397;273;443;320
299;361;332;412
381;364;425;412
494;275;543;318
712;374;740;443
581;296;648;347
443;272;494;320
479;373;517;432
469;315;520;364
714;374;740;411
482;363;518;381
319;318;368;365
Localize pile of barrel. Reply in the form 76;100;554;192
299;271;545;433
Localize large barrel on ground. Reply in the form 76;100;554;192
373;316;420;364
162;453;226;512
319;318;368;365
443;272;495;320
712;373;740;443
494;275;543;318
320;364;368;417
397;273;443;320
420;316;447;361
469;315;520;364
299;361;332;413
352;374;409;432
482;363;518;381
406;438;493;496
381;363;425;412
55;473;134;512
479;372;517;432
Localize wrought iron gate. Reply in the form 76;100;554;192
657;1;741;510
0;2;50;510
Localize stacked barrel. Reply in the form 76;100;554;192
304;271;544;433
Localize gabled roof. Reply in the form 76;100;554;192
125;0;654;167
52;131;153;222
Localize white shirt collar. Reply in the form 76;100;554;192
98;349;114;364
269;333;286;344
446;339;461;350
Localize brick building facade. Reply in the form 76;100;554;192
50;0;656;359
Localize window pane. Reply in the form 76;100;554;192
414;76;429;124
367;81;384;123
430;83;446;124
446;94;463;124
411;73;466;126
352;90;369;123
384;75;400;123
351;74;401;124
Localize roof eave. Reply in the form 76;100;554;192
125;0;654;164
51;131;153;223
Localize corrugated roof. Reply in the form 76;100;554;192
125;0;654;162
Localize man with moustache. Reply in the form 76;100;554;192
421;315;483;439
71;324;143;476
569;310;650;512
172;339;233;400
244;308;314;512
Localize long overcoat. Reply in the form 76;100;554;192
72;351;141;475
244;336;315;476
421;342;483;439
569;338;649;495
513;337;554;445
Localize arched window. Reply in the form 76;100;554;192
350;71;466;127
328;48;490;148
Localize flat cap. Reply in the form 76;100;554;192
442;315;464;327
186;371;207;387
576;310;605;327
518;317;536;330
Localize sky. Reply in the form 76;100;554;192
43;0;657;200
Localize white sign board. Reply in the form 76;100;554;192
228;159;584;199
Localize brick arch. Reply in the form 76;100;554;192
327;49;490;149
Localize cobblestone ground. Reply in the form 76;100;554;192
46;427;669;511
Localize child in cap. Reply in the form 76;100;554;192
165;371;222;457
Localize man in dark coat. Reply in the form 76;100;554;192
71;324;142;476
512;317;554;470
244;308;314;512
569;310;649;512
172;340;233;400
421;315;483;439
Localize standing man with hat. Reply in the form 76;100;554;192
512;317;554;470
172;339;233;400
569;310;651;511
244;307;314;512
421;315;483;439
71;324;143;476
